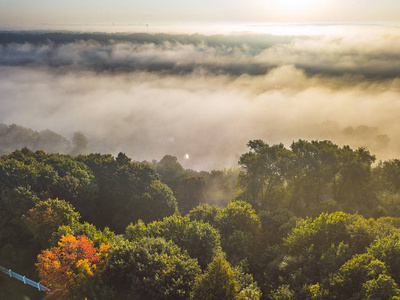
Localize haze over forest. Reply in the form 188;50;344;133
2;26;400;170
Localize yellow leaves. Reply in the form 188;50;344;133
58;233;77;247
98;243;110;256
76;259;94;277
61;233;77;243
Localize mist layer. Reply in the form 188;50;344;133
1;28;400;169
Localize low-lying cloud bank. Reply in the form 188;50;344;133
1;30;400;77
1;29;400;169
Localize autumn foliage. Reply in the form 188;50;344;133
36;234;109;298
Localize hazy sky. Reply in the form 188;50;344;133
1;0;400;28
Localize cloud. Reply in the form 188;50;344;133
2;30;400;78
254;32;400;78
1;29;400;169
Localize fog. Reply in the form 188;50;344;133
1;28;400;169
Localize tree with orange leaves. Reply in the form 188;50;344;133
36;234;110;299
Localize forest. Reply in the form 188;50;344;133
2;139;400;299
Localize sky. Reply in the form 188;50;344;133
1;0;400;28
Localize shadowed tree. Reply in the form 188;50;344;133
177;176;207;213
70;131;88;155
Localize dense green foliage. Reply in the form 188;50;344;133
107;237;201;299
125;215;222;268
78;152;178;231
237;139;376;216
4;139;400;299
0;149;178;299
191;254;261;300
23;198;81;249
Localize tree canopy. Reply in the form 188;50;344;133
3;139;400;300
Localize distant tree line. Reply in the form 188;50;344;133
0;123;88;155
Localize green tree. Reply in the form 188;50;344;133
269;285;294;300
176;176;207;213
51;221;117;248
287;140;339;211
191;254;240;300
334;146;375;208
261;212;377;298
258;209;298;246
213;201;261;268
22;198;80;249
130;180;178;223
126;214;221;268
237;140;290;211
43;155;98;221
373;159;400;193
362;274;400;299
329;252;399;299
237;139;376;215
79;152;178;232
0;187;39;275
188;203;221;227
112;157;177;232
156;155;186;192
368;231;400;283
216;201;261;237
235;267;262;300
285;212;374;257
107;237;201;300
76;153;118;227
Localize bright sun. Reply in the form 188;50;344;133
270;0;319;13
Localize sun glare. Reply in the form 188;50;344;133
265;0;322;20
271;0;319;12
